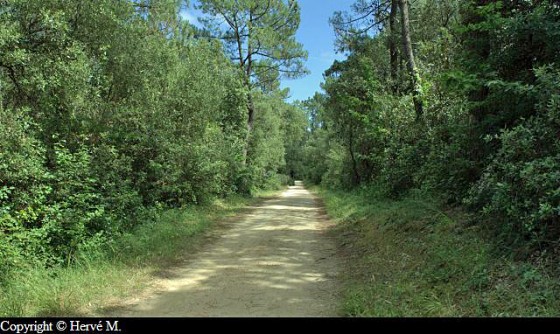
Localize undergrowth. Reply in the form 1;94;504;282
0;192;276;316
316;186;560;317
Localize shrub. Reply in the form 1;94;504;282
466;66;560;245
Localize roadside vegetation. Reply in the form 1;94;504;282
297;0;560;317
0;191;280;316
0;0;302;316
317;187;560;316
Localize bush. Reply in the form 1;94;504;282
466;66;560;245
320;143;347;189
0;108;51;275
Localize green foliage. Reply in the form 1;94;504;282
244;91;301;192
197;0;308;171
197;0;308;83
320;142;347;190
0;0;298;292
0;107;51;276
0;194;260;316
319;37;392;187
281;102;307;180
466;65;560;245
300;129;330;185
295;0;560;317
301;0;560;253
319;187;560;316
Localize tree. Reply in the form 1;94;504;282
330;0;398;91
397;0;423;120
331;0;423;118
330;0;391;41
322;38;389;186
388;0;398;92
0;0;251;272
197;0;308;164
281;102;307;180
301;92;327;135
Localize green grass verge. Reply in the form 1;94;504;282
0;192;280;316
314;186;560;317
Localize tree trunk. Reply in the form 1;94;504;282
348;126;361;185
242;92;255;164
398;0;423;120
241;10;255;166
389;0;399;93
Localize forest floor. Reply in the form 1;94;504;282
110;182;341;317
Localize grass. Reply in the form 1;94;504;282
0;191;280;316
314;186;560;317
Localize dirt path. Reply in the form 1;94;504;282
118;182;340;317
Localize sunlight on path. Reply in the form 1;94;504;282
117;181;340;317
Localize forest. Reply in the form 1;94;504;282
1;0;559;316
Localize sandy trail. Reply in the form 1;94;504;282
118;181;340;317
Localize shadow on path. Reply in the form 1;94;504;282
115;181;340;317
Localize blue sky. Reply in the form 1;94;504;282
279;0;354;102
181;0;355;103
